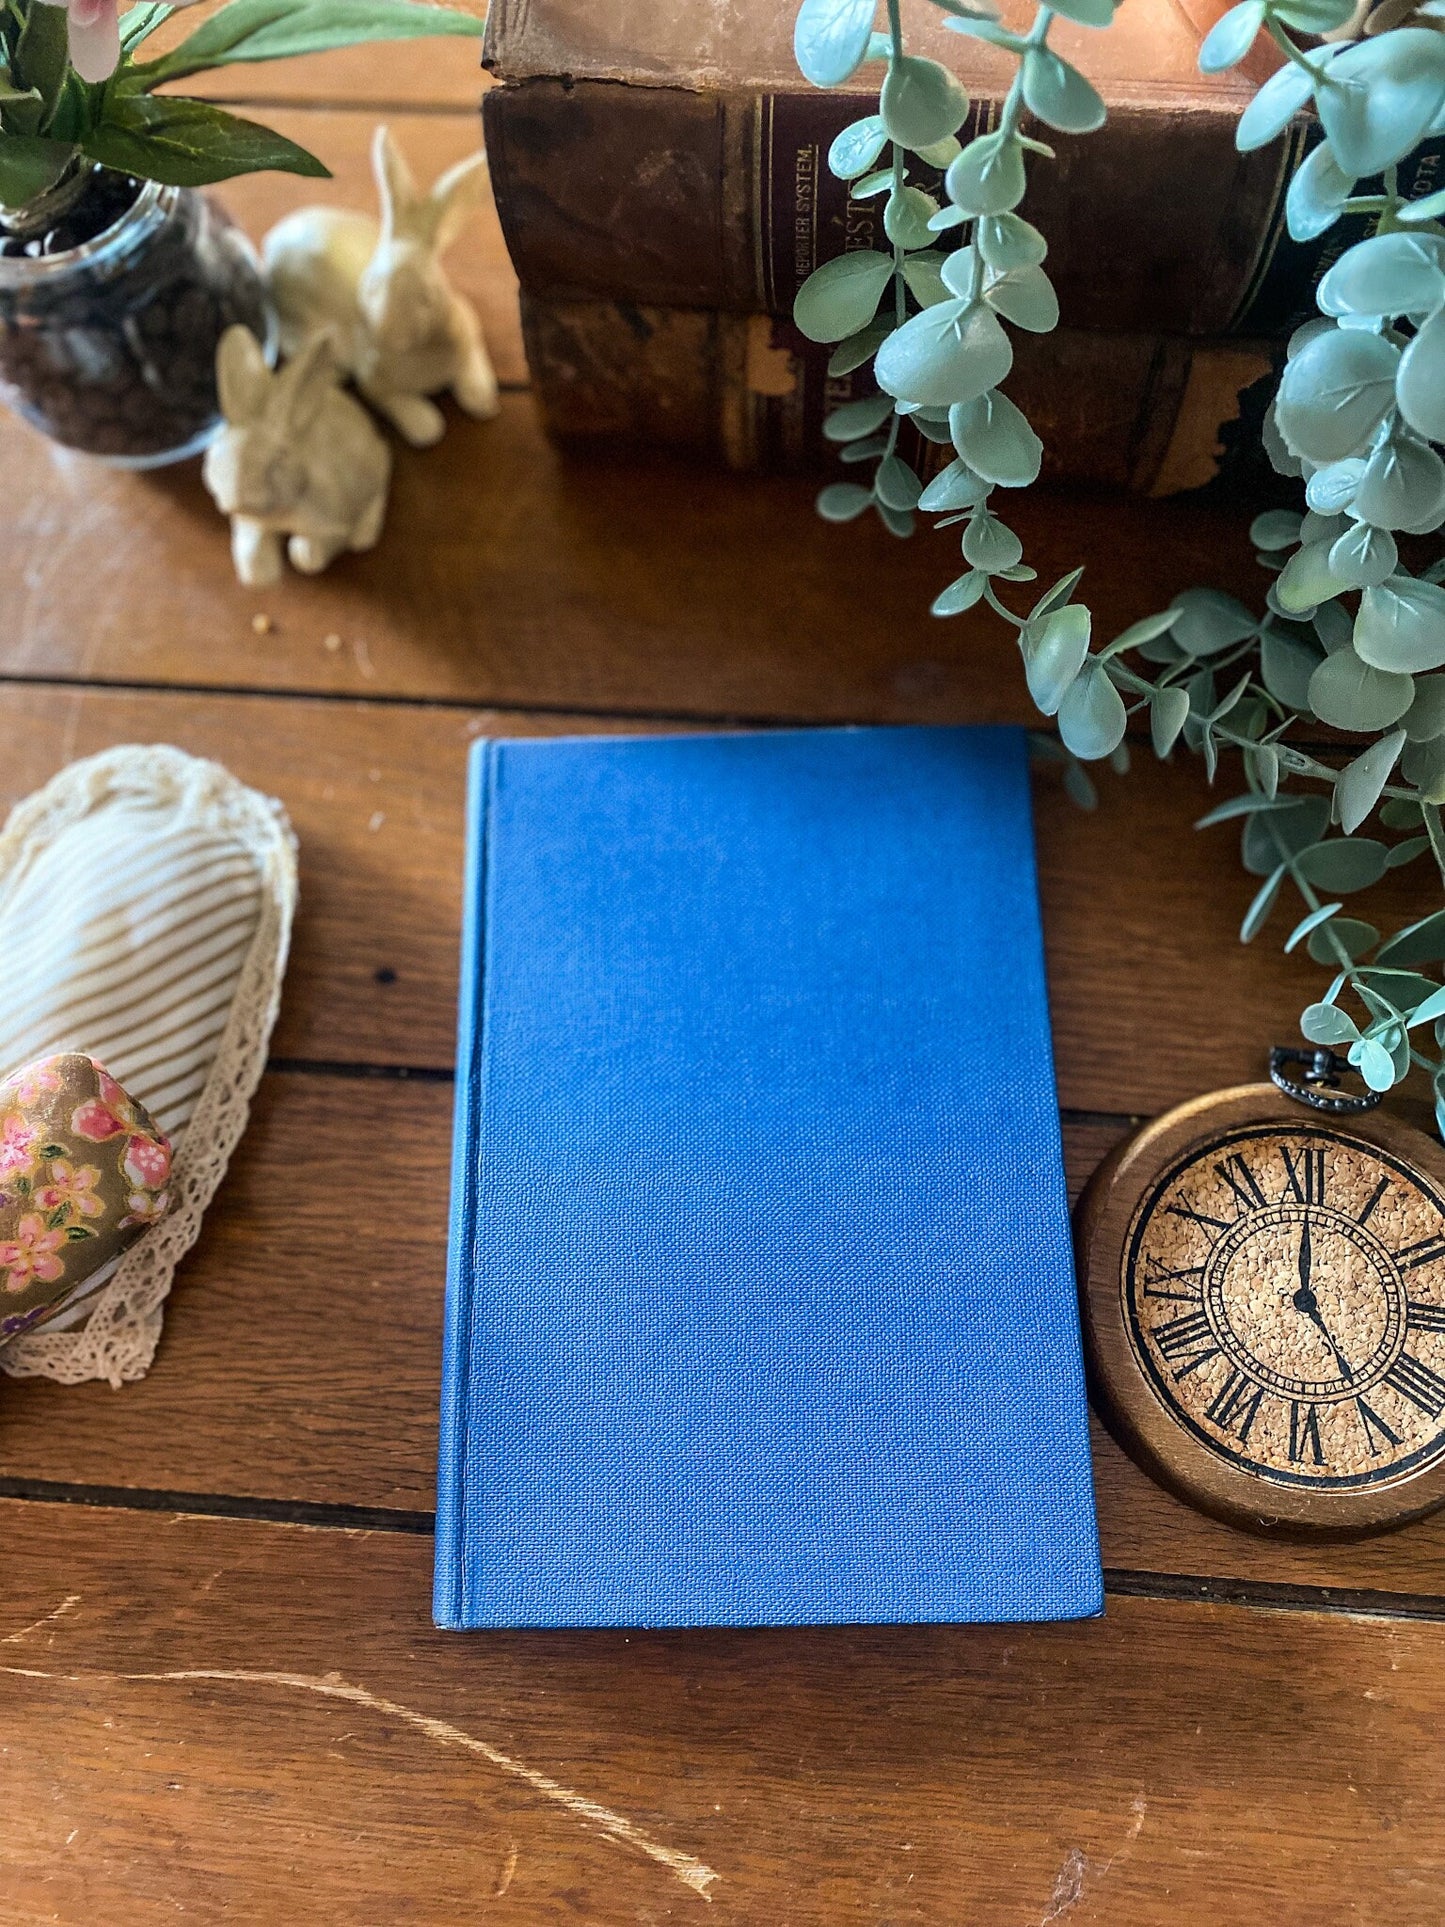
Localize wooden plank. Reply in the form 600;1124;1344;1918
8;1084;1445;1601
3;1499;1443;1924
0;390;1262;717
0;684;1427;1114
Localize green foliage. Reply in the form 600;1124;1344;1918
0;0;482;199
795;0;1445;1136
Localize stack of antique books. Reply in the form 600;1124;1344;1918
481;0;1333;493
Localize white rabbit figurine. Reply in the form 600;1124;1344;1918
262;126;499;448
203;325;392;587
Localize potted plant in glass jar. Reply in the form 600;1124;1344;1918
0;0;482;465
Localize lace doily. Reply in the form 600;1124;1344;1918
0;745;297;1388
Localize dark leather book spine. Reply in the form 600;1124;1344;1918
519;294;1279;497
484;78;1420;338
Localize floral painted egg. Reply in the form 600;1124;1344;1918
0;1053;172;1347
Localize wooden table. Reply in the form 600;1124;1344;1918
3;31;1444;1925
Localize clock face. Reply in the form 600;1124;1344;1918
1124;1123;1445;1492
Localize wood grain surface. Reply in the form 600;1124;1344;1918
3;66;1443;1927
4;1501;1444;1927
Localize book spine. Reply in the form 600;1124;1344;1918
484;80;1444;338
434;737;496;1630
519;294;1278;497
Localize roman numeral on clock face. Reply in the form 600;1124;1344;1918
1357;1174;1389;1228
1166;1199;1231;1235
1279;1145;1326;1208
1205;1370;1265;1444
1288;1400;1325;1466
1142;1255;1205;1302
1215;1154;1267;1216
1384;1352;1445;1419
1154;1309;1217;1371
1407;1298;1445;1334
1398;1232;1445;1273
1357;1396;1402;1455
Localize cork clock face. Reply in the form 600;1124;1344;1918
1077;1087;1445;1536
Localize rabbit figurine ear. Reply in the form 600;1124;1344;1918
215;324;271;425
426;149;489;255
272;329;339;435
373;124;420;238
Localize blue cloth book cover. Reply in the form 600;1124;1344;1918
435;726;1101;1629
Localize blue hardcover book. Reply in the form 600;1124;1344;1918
436;726;1101;1629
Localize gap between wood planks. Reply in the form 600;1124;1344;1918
0;1477;1441;1625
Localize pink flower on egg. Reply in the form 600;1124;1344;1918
71;1098;124;1142
6;1061;62;1107
0;1112;39;1179
123;1134;171;1191
0;1214;66;1294
35;1158;103;1220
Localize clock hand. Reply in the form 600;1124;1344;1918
1292;1218;1355;1383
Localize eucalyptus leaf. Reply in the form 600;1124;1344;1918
1260;626;1323;711
1285;902;1343;953
945;131;1025;217
794;249;894;343
983;261;1058;333
1151;685;1191;756
1328;521;1398;592
1024;603;1091;715
1353;437;1445;534
1058;662;1127;761
961;510;1022;572
1241;863;1285;942
1235;59;1315;153
901;252;949;306
850;168;894;198
1354;577;1445;675
880;54;968;148
1317;31;1445;180
975;212;1047;273
1350;1034;1398;1093
1275;539;1349;614
1397;306;1445;445
884;184;940;250
1296;837;1391;892
827;319;893;376
1169;586;1258;657
874;296;1012;406
1301;1001;1361;1047
874;454;922;511
1387;835;1430;868
1316;231;1445;319
1274;326;1400;466
1274;0;1355;27
1308;916;1377;965
1336;728;1407;835
828;115;888;180
1379;908;1445;968
1405;675;1445;742
816;481;874;521
875;501;915;537
822;392;897;442
917;458;988;512
1314;599;1354;652
793;0;878;89
914;134;962;168
1308;647;1415;730
931;570;986;616
1250;509;1303;550
1020;47;1105;131
1043;0;1117;24
1402;732;1445;804
949;387;1042;485
1285;140;1354;244
1199;0;1263;73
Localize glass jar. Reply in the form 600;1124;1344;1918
0;177;272;467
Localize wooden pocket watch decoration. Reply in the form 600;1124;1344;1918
1076;1056;1445;1537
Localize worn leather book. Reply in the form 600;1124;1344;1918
435;727;1102;1629
482;0;1340;337
521;293;1277;496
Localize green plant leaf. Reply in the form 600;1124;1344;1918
1354;438;1445;534
1302;1000;1360;1047
1380;909;1445;968
1336;728;1406;835
1020;46;1105;131
1150;685;1191;756
1318;231;1445;319
874;454;922;511
1241;793;1329;874
1397;307;1445;446
822;392;896;442
1250;509;1303;550
133;0;485;85
961;509;1022;572
1044;0;1116;24
948;387;1041;486
1058;661;1126;760
931;570;986;616
1408;983;1445;1028
1285;140;1354;244
1403;733;1445;804
945;130;1024;216
1260;625;1323;710
1317;30;1445;180
901;252;949;306
1199;0;1263;73
794;249;894;343
982;260;1058;332
874;296;1012;406
1275;326;1400;466
1296;837;1390;892
119;2;176;51
1241;862;1285;942
1404;674;1445;742
1285;902;1343;953
917;458;988;512
828;114;887;181
1309;916;1377;964
1275;538;1349;614
826;319;893;376
83;94;329;183
1350;1034;1399;1093
1237;59;1318;152
0;134;75;205
1169;586;1257;657
884;183;940;250
1308;648;1414;731
13;0;70;124
1024;603;1090;715
1328;521;1397;592
793;0;877;88
880;54;968;148
816;482;873;522
975;212;1047;273
1354;577;1445;675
